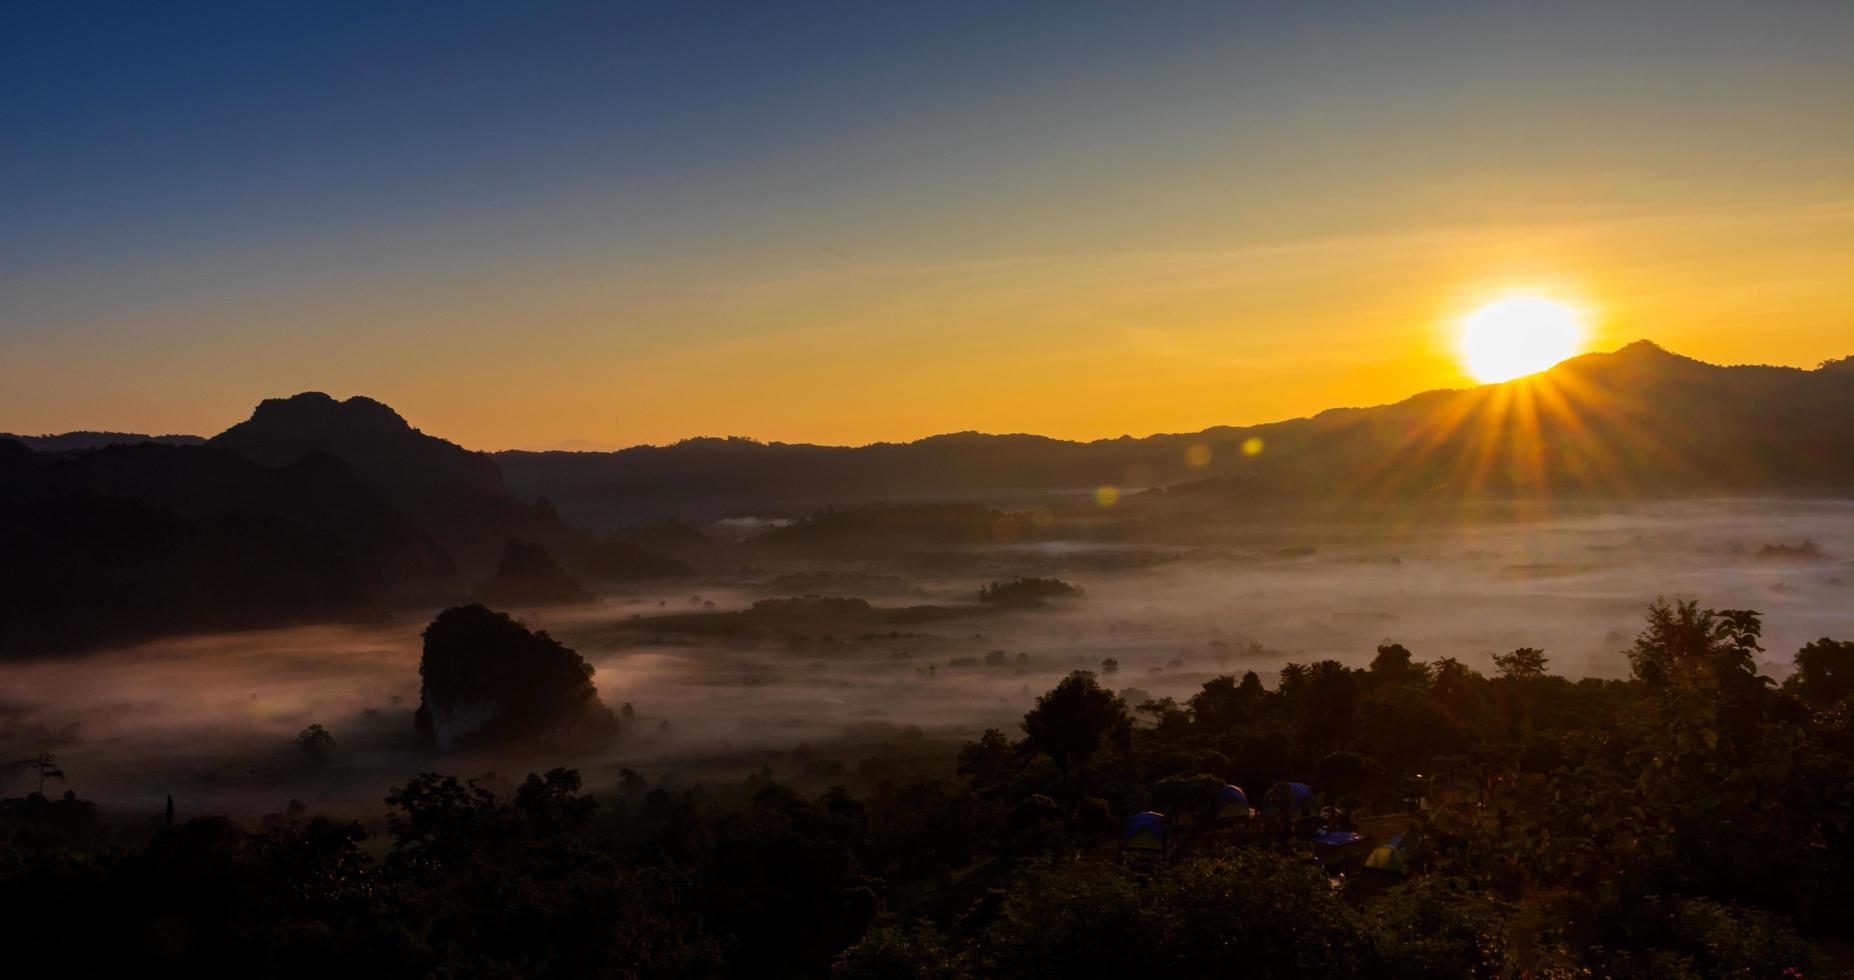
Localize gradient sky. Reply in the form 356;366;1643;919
4;1;1852;449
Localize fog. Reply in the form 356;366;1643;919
5;497;1851;822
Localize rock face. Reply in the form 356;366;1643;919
414;604;612;749
474;539;595;607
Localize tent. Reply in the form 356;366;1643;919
1261;782;1317;819
1123;811;1167;853
1216;784;1252;821
1365;832;1409;874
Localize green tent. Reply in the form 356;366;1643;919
1365;832;1409;874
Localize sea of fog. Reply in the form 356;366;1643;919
4;497;1851;821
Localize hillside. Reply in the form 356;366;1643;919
0;440;460;654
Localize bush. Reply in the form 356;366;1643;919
1370;876;1516;979
833;923;971;980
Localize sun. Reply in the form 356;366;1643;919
1457;295;1588;383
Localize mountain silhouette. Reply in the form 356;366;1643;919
473;539;595;607
211;392;577;574
496;342;1854;526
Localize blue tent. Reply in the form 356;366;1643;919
1124;811;1167;852
1262;782;1316;819
1216;784;1252;820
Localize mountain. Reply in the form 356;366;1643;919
1144;341;1854;509
211;392;578;574
0;440;459;655
496;342;1854;527
0;431;205;451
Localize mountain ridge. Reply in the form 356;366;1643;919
9;342;1851;531
494;341;1854;526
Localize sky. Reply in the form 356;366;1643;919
4;0;1852;450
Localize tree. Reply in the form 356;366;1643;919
956;728;1017;792
978;577;1081;607
1371;642;1427;687
1429;657;1486;724
1280;660;1361;754
1626;599;1761;690
1489;648;1549;741
13;753;64;795
1491;647;1548;681
1020;672;1130;798
296;724;336;767
1790;637;1854;705
1189;672;1265;732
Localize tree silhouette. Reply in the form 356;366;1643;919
1491;648;1548;741
1020;671;1130;799
1370;642;1426;686
1791;637;1854;705
1491;647;1548;680
14;752;65;795
296;724;336;767
1626;599;1762;690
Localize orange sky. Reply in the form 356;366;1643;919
11;197;1850;450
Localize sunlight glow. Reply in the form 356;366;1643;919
1458;296;1588;383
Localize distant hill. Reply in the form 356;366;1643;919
0;431;205;451
0;440;460;655
497;342;1854;527
472;539;594;608
211;392;578;574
